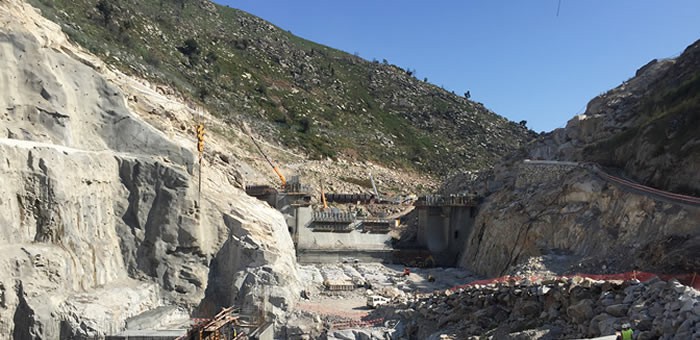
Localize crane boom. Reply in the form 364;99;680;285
241;122;286;188
320;179;328;210
369;172;380;200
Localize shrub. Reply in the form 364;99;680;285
177;38;201;65
95;0;113;25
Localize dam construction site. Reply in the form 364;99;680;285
0;0;699;339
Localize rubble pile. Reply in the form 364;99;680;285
385;277;699;339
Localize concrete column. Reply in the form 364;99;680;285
417;207;428;247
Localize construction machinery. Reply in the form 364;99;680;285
369;172;380;201
176;307;243;340
195;122;205;204
175;306;273;340
320;179;328;210
241;122;286;188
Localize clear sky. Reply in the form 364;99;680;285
215;0;700;133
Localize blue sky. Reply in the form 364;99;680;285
216;1;700;133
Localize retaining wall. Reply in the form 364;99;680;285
514;160;580;189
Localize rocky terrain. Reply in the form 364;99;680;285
0;0;502;338
459;164;700;278
528;41;700;196
378;276;700;339
286;263;477;338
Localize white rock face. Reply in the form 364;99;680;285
0;0;300;338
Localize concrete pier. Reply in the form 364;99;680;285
415;194;479;266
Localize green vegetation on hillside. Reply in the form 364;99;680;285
29;0;534;174
585;69;700;163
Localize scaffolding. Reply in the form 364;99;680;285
176;307;248;340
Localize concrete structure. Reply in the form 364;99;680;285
246;185;483;267
295;219;394;262
287;206;312;245
324;279;356;291
310;211;357;232
324;192;375;204
244;184;279;207
297;248;394;264
106;329;187;340
245;178;312;245
247;180;400;263
414;194;479;266
247;322;274;340
515;159;579;189
361;218;398;233
246;180;480;267
248;187;482;266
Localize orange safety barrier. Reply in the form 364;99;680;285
447;271;700;292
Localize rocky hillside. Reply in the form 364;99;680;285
0;0;300;337
529;40;700;196
26;0;534;175
443;39;700;279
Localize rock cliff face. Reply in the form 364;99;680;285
529;40;700;196
449;40;700;278
0;0;299;338
459;164;700;277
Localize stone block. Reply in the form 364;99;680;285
605;304;629;317
567;299;594;323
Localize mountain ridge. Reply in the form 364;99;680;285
27;0;535;175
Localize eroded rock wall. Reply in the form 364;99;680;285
0;0;300;337
459;165;700;278
0;141;166;338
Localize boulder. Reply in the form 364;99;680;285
567;299;594;324
605;304;629;317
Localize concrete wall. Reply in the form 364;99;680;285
296;249;393;264
250;321;274;340
416;206;477;266
285;206;312;243
296;222;392;251
515;160;579;189
418;207;449;253
445;206;476;261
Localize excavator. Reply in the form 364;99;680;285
240;122;286;189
